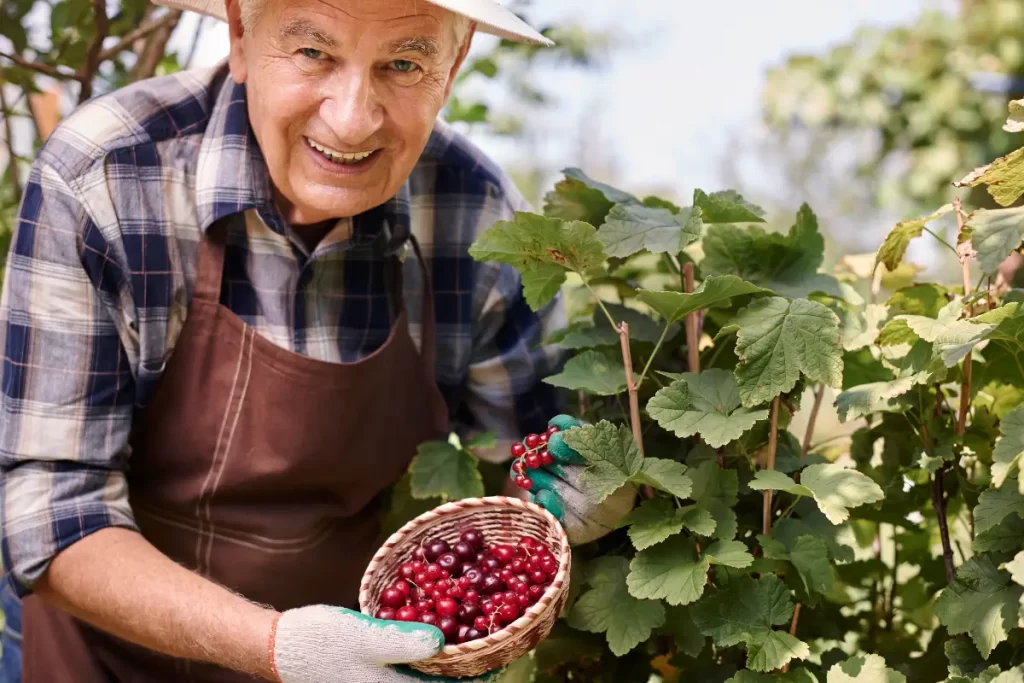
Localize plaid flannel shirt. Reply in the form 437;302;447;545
0;64;565;597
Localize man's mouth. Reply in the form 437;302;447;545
305;137;379;166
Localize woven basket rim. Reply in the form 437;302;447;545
359;495;571;658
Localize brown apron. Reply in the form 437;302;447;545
22;220;449;682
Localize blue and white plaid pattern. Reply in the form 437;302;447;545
0;65;566;596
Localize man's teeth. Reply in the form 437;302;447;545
306;138;375;164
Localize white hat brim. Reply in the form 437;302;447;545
154;0;553;46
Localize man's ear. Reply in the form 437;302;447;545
443;21;477;103
226;0;248;84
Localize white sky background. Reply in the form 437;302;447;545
176;0;959;205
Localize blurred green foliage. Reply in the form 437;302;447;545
762;0;1024;214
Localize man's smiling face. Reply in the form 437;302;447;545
226;0;473;226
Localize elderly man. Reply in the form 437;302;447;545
0;0;642;680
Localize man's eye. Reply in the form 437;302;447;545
390;60;419;73
300;48;328;60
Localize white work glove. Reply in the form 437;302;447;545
513;415;637;546
270;605;503;683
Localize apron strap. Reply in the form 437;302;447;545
405;235;437;389
193;221;227;303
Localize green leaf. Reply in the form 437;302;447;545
469;212;606;309
693;188;766;224
568;556;666;656
408;440;484;500
975;485;1024;536
636;275;771;325
633;458;693;499
619;498;686;550
662;605;705;658
874;204;954;271
628;536;710;605
887;283;949;317
788;535;837;595
647;369;771;447
562;168;637;204
543;177;615;226
728;672;818;683
543;349;627;395
835;378;915;422
679;504;717;536
732;297;844;406
936;556;1024;658
956;147;1024;208
966;207;1024;275
975;514;1024;553
689;460;740;540
690;575;810;672
839;303;889;351
827;654;906;682
898;301;996;366
704;540;754;568
561;303;669;348
520;265;566;310
562;421;642;503
993;404;1024;494
749;464;884;524
597;203;702;257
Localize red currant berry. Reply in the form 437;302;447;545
436;597;458;618
437;552;460;576
396;606;419;622
513;581;530;596
511;460;526;475
381;588;406;608
530;570;548;585
426;564;443;580
513;475;529;490
491;592;505;606
526;558;541;572
453;541;476;562
457;624;470;643
393;580;412;598
465;628;486;641
440;570;451;580
538;433;549;445
540;452;555;466
412;547;426;562
399;563;417;580
546;425;560;436
464;589;480;604
510;558;527;573
458;575;471;589
456;602;479;624
516;593;532;609
449;585;466;600
414;572;428;586
541;557;558;574
439;616;458;642
510;442;526;458
524;434;541;449
419;611;439;626
528;584;545;601
416;598;434;613
480;600;497;616
424;540;451;563
474;616;490;631
421;581;436;593
519;537;538;550
461;529;484;550
500;568;515;582
503;591;518;605
524;453;542;469
520;476;534;490
431;589;446;601
497;603;520;624
493;545;516;565
376;607;397;620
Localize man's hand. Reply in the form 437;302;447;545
513;415;637;545
271;606;502;682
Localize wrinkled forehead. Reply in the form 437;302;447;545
265;0;457;43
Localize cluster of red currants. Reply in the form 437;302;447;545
510;424;561;490
375;527;559;645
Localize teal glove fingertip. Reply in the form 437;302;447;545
546;432;586;466
533;489;567;522
548;414;582;431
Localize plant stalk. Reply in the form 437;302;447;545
932;466;956;583
77;0;111;103
762;395;782;536
801;385;825;457
618;322;653;499
0;73;23;199
683;262;700;373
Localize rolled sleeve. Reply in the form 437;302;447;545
0;161;138;595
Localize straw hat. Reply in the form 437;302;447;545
152;0;553;46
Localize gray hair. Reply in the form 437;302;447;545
239;0;473;55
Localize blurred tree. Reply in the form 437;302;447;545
0;0;609;279
760;0;1024;215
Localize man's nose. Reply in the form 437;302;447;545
319;69;385;146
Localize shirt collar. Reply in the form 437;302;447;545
194;71;410;255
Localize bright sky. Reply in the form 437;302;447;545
176;0;958;199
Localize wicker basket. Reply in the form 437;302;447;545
359;496;571;678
